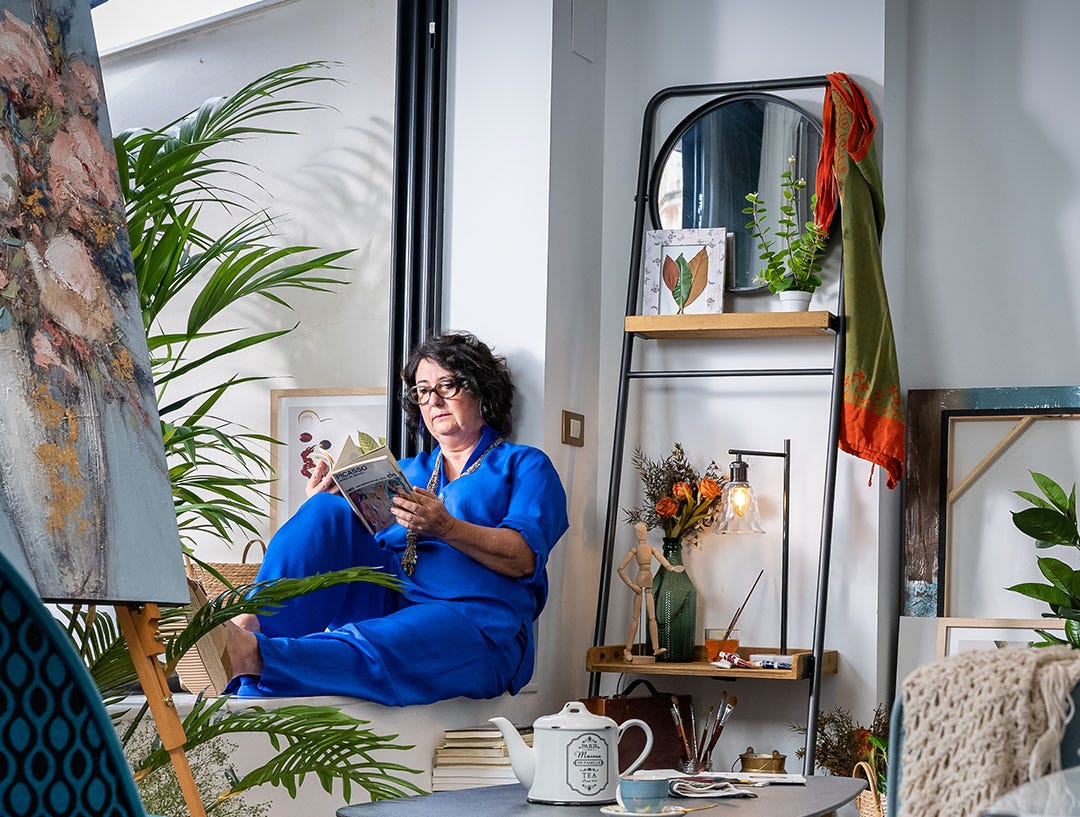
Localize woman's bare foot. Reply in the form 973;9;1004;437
224;620;263;679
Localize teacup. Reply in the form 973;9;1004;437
616;775;669;813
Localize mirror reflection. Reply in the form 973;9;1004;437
650;94;823;292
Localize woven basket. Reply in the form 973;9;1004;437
171;538;266;696
853;761;887;817
163;578;231;696
184;538;266;598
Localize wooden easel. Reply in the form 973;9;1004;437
116;602;208;817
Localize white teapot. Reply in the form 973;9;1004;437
490;702;653;805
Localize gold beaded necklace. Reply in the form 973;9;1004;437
400;436;503;576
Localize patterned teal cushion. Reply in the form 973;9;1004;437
0;571;147;817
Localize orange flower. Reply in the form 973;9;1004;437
853;728;871;758
698;478;721;500
672;482;693;501
655;496;679;517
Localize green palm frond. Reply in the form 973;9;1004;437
134;697;424;804
161;568;402;665
53;605;137;705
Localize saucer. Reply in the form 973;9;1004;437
599;806;687;816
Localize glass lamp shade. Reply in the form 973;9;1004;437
718;479;765;534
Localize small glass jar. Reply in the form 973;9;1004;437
680;757;712;775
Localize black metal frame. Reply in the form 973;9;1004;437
388;0;449;459
587;75;844;774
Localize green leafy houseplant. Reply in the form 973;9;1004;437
792;703;889;793
1007;471;1080;647
58;63;424;809
743;155;830;294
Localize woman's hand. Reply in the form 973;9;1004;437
390;487;454;539
391;487;535;577
305;459;339;498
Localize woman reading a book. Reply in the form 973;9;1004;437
224;331;569;704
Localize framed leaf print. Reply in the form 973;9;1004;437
640;228;727;315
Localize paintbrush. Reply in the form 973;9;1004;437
670;695;693;761
688;703;698;764
722;570;764;641
705;695;737;757
699;693;726;765
696;705;714;765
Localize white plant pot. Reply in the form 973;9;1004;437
777;290;813;312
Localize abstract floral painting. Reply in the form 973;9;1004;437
0;0;187;603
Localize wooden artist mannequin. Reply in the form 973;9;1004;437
617;522;684;663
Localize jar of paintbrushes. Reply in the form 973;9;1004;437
676;692;738;773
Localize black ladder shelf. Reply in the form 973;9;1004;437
586;75;843;774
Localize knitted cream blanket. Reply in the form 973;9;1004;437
900;645;1080;817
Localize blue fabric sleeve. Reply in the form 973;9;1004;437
499;447;569;585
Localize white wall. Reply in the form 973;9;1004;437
897;0;1080;390
444;0;554;446
445;0;608;717
100;0;612;812
891;0;1080;681
91;0;261;51
597;0;890;782
542;0;608;710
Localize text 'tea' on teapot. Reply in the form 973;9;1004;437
490;702;653;805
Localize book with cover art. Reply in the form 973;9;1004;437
314;433;414;535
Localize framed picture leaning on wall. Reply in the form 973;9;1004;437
269;388;387;531
936;617;1067;658
639;227;727;315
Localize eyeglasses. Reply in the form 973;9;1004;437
406;377;463;405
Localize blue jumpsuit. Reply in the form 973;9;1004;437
229;425;569;705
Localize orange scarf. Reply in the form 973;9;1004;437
816;73;904;488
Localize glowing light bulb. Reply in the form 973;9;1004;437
717;456;765;534
729;484;752;516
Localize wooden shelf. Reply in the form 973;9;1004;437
625;312;837;339
585;645;838;681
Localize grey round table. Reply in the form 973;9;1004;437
336;777;866;817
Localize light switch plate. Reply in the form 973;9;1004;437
561;410;585;447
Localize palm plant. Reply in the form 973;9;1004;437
55;62;423;810
117;60;352;547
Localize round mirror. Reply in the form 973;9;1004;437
649;93;823;293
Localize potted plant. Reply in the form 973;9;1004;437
743;155;830;311
1007;471;1080;647
792;703;889;816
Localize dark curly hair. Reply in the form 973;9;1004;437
401;331;514;438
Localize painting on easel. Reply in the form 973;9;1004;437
0;0;186;604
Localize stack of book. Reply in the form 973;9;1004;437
430;725;532;792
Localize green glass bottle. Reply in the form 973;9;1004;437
653;537;697;662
